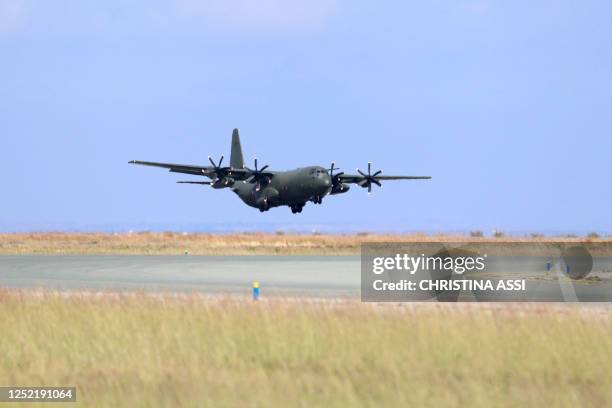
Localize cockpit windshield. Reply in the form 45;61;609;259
310;168;328;177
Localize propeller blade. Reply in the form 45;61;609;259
373;179;382;187
218;155;224;167
357;169;366;177
208;156;216;167
368;184;372;193
259;165;269;172
372;170;382;177
368;162;371;175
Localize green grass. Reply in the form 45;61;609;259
1;292;611;407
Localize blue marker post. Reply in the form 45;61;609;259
253;281;260;301
546;261;552;271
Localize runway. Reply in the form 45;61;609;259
1;255;611;301
0;256;361;297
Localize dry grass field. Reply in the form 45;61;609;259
0;291;610;407
0;232;609;255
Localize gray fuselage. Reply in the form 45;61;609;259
231;166;332;209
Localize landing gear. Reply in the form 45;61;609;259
290;203;304;214
312;196;323;204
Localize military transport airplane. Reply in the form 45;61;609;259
129;129;431;214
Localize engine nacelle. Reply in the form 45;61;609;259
330;183;350;195
211;177;235;189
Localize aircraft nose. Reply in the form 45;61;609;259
320;174;332;190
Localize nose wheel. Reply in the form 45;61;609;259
290;203;304;214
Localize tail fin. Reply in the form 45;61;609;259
230;128;244;169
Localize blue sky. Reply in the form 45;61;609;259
1;0;610;234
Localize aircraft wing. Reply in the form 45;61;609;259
129;160;214;176
338;174;431;183
336;169;431;193
129;160;250;179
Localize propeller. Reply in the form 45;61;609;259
245;157;271;191
329;162;346;191
207;155;236;186
208;155;232;178
329;162;344;179
356;161;382;194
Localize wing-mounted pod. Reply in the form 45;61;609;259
211;178;235;189
331;183;350;194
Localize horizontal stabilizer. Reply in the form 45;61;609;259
177;181;211;185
